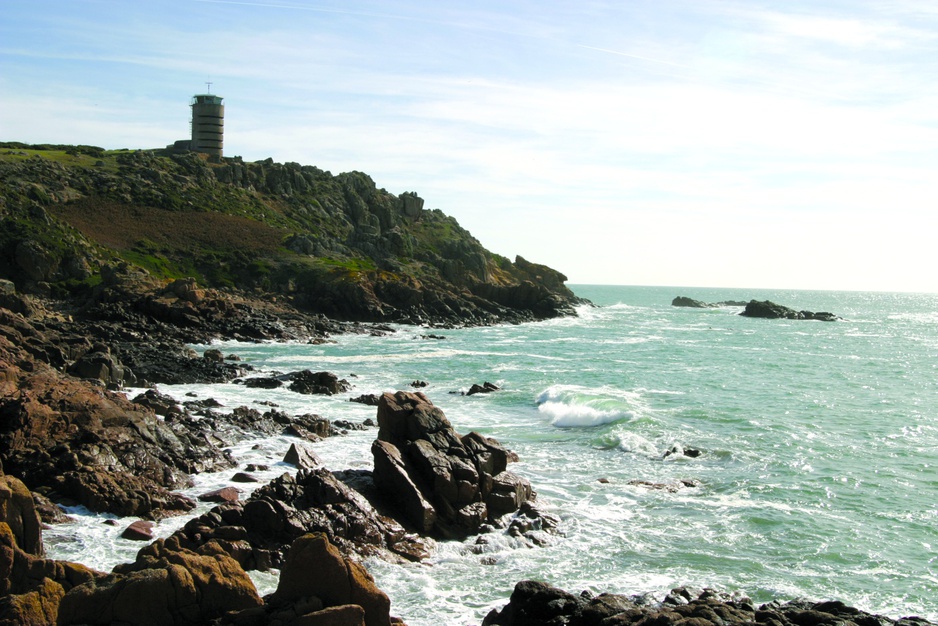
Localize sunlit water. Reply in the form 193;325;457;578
45;285;938;624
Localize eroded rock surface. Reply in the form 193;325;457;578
371;391;539;539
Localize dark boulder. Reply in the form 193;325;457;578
467;381;500;396
371;391;543;539
672;296;711;308
287;370;352;395
740;300;838;321
350;393;381;406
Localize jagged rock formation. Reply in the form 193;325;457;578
371;391;538;539
740;300;838;321
163;467;432;571
2;477;405;626
0;144;584;326
482;581;934;626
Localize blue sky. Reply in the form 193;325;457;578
2;1;938;292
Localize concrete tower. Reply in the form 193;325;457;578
190;92;224;160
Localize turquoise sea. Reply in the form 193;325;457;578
45;285;938;625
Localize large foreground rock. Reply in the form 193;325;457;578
58;538;262;625
371;391;538;539
218;533;405;626
0;470;43;556
482;581;935;626
0;521;104;625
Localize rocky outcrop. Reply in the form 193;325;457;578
218;533;403;626
370;391;539;539
0;515;104;626
287;370;352;395
482;581;935;626
0;471;43;556
0;314;232;519
2;147;584;327
740;300;838;321
165;467;431;572
58;537;262;625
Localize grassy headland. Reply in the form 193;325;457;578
0;142;579;324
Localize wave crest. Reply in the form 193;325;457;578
536;385;637;428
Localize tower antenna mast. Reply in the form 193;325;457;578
205;81;213;94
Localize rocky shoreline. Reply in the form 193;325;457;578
0;145;924;623
0;276;566;624
1;289;933;625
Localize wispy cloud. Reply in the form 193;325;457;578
3;0;938;290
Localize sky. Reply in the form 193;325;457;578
2;1;938;293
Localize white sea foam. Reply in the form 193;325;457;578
538;400;631;427
613;431;660;457
535;385;638;428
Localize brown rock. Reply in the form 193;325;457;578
0;473;44;555
0;576;65;625
283;442;323;469
272;533;391;626
198;487;242;504
296;604;366;626
60;538;262;625
120;520;154;541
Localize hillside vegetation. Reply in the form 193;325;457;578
0;143;580;325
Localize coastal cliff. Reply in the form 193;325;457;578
0;143;582;327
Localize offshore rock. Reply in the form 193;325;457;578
371;391;539;539
672;296;748;308
740;300;838;321
481;582;934;626
286;370;352;395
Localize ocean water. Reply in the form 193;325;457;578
44;285;938;624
